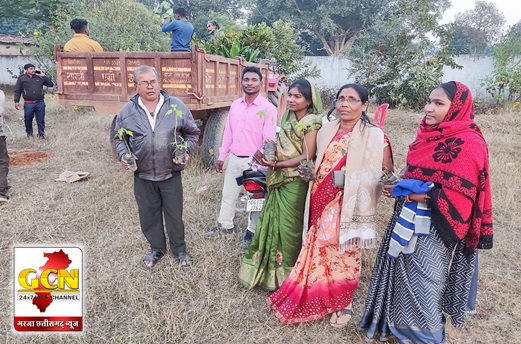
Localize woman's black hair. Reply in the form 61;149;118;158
289;79;314;110
326;83;374;127
439;81;457;101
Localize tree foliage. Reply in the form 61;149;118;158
0;0;73;35
249;0;385;56
453;1;506;44
194;21;318;80
349;0;458;110
190;13;236;42
136;0;249;21
481;21;521;103
444;1;506;55
28;0;169;76
446;24;490;55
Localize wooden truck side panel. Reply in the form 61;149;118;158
54;46;269;116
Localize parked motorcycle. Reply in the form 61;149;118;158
236;167;267;248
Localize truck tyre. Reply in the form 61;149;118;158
268;80;287;115
202;110;228;168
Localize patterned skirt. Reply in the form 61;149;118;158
238;178;308;291
358;200;476;344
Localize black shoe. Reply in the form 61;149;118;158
204;224;235;238
0;194;10;203
239;230;253;248
141;250;165;269
174;252;192;268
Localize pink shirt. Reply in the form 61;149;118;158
218;94;277;161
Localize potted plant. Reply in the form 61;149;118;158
295;122;315;182
117;128;138;171
262;139;277;162
166;103;188;164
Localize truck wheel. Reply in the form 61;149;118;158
110;115;118;158
202;110;228;168
268;80;287;114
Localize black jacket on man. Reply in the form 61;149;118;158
114;90;200;182
14;74;54;102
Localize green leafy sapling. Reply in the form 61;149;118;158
165;104;188;164
117;128;138;171
295;121;315;181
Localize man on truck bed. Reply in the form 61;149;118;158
204;66;277;247
63;18;103;52
161;7;194;52
114;65;200;269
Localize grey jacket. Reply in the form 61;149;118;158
114;91;200;181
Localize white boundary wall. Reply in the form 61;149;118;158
304;55;495;99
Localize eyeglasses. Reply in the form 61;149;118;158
337;96;362;104
136;80;159;87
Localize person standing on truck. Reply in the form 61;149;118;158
206;20;219;39
161;8;194;52
114;65;200;269
0;88;9;203
14;64;54;139
204;66;277;247
63;18;103;52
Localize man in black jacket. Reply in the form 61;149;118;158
114;65;200;269
14;63;54;138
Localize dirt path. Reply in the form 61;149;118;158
8;150;50;167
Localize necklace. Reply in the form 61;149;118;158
296;113;307;121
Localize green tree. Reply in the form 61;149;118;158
453;1;506;44
349;0;458;110
191;13;236;41
481;20;521;103
29;0;169;76
195;21;318;80
446;24;490;55
145;0;250;21
91;0;168;51
249;0;385;56
268;20;319;79
0;0;73;35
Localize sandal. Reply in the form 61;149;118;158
330;308;353;328
141;250;164;269
174;252;192;268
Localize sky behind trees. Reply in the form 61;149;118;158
442;0;520;25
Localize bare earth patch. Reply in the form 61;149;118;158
8;150;50;167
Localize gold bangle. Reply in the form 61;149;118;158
405;195;412;202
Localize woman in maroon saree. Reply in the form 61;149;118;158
268;83;393;327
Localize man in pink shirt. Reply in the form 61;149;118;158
205;66;277;244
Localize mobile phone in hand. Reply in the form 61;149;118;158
35;70;42;75
252;149;264;164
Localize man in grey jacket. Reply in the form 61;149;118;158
114;65;200;268
0;89;9;202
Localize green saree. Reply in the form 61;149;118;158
239;83;323;291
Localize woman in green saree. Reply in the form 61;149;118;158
238;79;323;291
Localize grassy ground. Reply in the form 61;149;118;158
0;92;519;343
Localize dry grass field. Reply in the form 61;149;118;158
0;91;519;344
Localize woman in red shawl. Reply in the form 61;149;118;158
358;81;493;344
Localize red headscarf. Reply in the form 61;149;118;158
405;81;493;252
